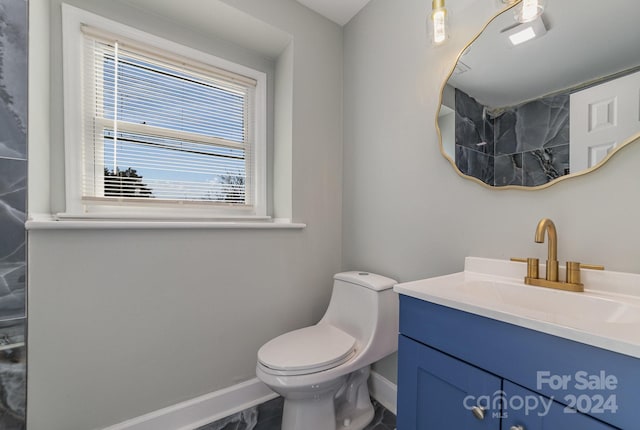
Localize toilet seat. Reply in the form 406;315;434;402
258;325;356;375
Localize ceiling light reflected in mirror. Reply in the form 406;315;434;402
505;15;548;46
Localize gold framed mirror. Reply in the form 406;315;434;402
438;0;640;188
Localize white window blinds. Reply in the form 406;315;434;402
81;26;257;208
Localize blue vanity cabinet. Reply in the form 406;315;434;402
397;295;637;429
397;335;617;430
502;381;615;430
397;335;501;429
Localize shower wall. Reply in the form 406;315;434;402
0;0;27;428
454;88;570;187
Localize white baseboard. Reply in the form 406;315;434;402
102;378;278;430
102;371;397;430
368;371;397;415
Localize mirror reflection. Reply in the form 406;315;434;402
439;0;640;187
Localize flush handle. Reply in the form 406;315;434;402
471;406;485;420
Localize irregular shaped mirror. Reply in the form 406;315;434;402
439;0;640;188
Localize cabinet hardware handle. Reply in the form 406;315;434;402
471;406;485;420
510;426;525;430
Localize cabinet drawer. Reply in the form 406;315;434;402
397;335;501;429
502;381;616;429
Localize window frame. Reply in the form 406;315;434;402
61;4;267;220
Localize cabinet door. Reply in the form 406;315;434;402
397;335;501;430
503;381;616;430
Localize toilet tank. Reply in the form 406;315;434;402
319;272;398;363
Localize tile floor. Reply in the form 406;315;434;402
197;397;396;430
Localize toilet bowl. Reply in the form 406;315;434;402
256;271;398;430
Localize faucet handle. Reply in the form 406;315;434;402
580;263;605;271
511;257;540;279
526;258;539;279
566;261;582;285
566;262;605;285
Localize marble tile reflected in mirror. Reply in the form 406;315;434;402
453;89;570;187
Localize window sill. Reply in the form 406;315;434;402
26;214;306;230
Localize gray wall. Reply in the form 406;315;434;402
27;1;343;429
343;0;640;383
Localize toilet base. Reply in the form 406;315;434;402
282;394;336;430
335;367;374;430
335;407;374;430
279;367;374;430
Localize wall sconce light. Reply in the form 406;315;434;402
430;0;448;45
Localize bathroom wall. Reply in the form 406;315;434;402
454;89;570;187
0;0;27;428
27;0;343;429
343;0;640;384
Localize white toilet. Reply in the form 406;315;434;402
256;271;398;430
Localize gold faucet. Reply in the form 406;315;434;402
511;218;604;292
534;218;559;282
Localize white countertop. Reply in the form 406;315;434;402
394;257;640;359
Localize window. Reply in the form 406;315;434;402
62;5;267;219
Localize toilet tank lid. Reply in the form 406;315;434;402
333;271;397;291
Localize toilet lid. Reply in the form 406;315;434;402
258;325;356;373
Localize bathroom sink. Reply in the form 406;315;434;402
394;257;640;358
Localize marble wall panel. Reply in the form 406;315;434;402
494;153;524;187
0;264;24;319
523;145;570;187
455;144;494;186
455;88;570;186
513;94;569;153
455;89;494;155
0;158;26;259
493;111;517;156
0;2;28;428
0;319;25;430
0;158;26;319
0;0;27;160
